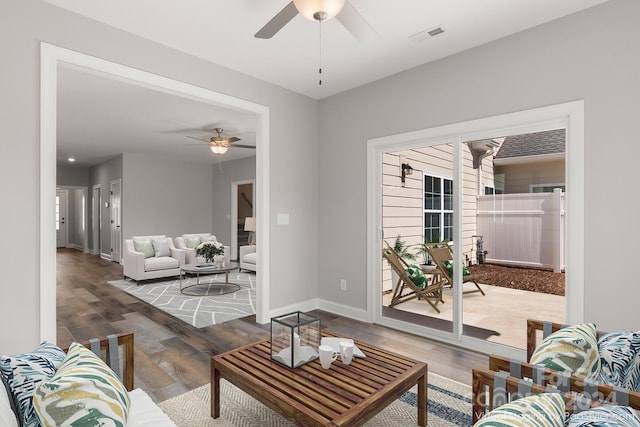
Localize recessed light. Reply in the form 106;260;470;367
68;157;75;162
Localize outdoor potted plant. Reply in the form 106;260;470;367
384;235;417;289
195;240;225;266
417;236;446;271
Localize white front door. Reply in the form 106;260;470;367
110;179;122;263
56;190;68;248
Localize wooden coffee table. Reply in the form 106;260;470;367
211;331;427;426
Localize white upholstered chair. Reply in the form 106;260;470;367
123;235;185;282
239;245;256;272
174;233;230;265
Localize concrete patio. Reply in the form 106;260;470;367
383;282;565;349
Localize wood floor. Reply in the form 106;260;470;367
56;248;487;402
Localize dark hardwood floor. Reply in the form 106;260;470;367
56;248;487;402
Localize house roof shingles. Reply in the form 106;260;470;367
494;128;565;159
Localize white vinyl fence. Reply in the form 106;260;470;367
476;189;564;272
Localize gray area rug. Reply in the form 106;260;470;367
109;272;256;328
159;372;471;426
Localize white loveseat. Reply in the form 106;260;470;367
174;233;230;265
239;245;256;272
123;235;184;282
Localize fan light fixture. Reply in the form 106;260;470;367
210;145;228;155
293;0;346;21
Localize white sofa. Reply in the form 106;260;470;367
123;235;184;282
239;245;256;272
174;233;230;265
0;333;176;427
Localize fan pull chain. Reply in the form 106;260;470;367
318;19;323;86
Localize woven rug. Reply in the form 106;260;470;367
158;372;471;426
108;272;256;328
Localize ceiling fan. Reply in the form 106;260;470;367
186;128;255;155
255;0;375;42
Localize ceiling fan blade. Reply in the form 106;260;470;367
230;144;256;150
186;135;210;142
228;137;241;143
255;1;298;39
336;1;376;43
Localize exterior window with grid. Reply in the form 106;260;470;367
424;174;453;242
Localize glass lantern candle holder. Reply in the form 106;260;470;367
270;311;320;368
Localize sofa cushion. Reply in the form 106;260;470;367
152;239;171;257
0;342;66;427
0;376;18;427
144;256;179;272
472;392;565;427
127;388;176;426
568;405;640;427
185;236;201;249
133;239;155;258
597;331;640;391
243;252;257;264
529;323;600;380
34;342;130;427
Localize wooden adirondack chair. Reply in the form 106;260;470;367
425;244;485;296
382;246;444;313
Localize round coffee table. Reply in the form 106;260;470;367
180;262;240;296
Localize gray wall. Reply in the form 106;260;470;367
1;0;319;353
57;164;89;187
211;156;256;246
317;0;640;331
122;152;214;240
89;155;123;257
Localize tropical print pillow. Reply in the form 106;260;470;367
529;323;600;380
405;265;427;290
598;331;640;391
33;342;130;427
568;405;640;427
0;342;66;427
442;259;470;277
473;392;566;427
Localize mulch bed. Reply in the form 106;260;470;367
467;263;565;296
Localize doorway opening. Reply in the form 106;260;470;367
231;180;255;260
40;43;271;342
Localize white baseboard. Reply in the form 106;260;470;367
265;299;320;323
264;299;370;325
100;252;112;261
317;300;369;323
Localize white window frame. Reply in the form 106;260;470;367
423;173;453;243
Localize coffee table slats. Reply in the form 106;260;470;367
233;349;359;412
212;332;428;426
213;359;333;426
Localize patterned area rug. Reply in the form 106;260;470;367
159;372;472;426
108;272;256;328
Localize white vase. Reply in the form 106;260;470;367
214;255;225;268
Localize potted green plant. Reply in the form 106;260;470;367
195;240;225;266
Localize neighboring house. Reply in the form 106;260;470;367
493;129;566;194
383;129;567;284
382;142;496;290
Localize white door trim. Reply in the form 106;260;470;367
92;184;101;255
366;101;584;359
231;179;255;261
40;43;271;343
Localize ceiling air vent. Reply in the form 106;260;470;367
409;26;445;44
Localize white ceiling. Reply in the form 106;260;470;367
51;0;609;168
57;66;257;167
